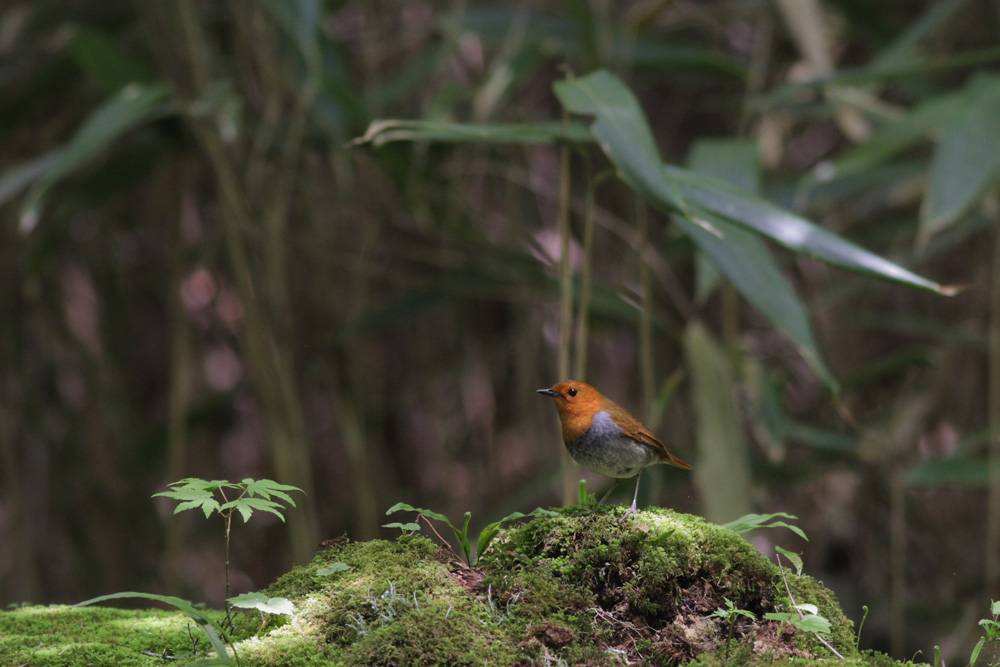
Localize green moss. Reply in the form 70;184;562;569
688;649;930;667
0;508;926;667
478;506;785;661
0;605;203;666
343;604;514;667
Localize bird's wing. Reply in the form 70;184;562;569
627;427;693;470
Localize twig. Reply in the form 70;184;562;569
775;554;845;659
417;514;465;567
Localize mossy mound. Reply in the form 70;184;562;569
0;506;930;667
474;505;855;665
228;505;912;667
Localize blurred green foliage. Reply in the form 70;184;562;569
1;1;999;663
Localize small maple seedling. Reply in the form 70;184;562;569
154;478;303;613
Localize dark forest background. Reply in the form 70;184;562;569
2;0;1000;663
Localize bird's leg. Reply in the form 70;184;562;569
596;480;619;507
584;480;619;518
619;473;642;522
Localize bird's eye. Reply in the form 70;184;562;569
567;387;578;397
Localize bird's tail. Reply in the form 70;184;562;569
664;451;693;470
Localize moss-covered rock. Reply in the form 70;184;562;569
476;505;856;665
0;506;927;667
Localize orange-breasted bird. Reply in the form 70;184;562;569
537;380;692;519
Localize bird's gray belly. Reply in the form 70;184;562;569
565;411;659;478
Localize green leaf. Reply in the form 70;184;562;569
922;74;1000;237
172;499;221;519
799;89;963;191
386;502;478;563
476;523;502;561
316;562;350;576
228;592;295;616
675;212;836;390
224;497;287;523
385;502;455;530
711;598;757;621
476;507;556;561
554;70;684;212
646;529;676;546
240;478;303;505
76;592;232;664
382;522;420;532
970;636;986;666
457;511;473;565
553;69;957;296
722;512;808;541
978;618;1000;631
794;613;832;635
154;484;214;501
905;458;989;487
688;138;761;195
352;120;593;148
577;479;588;506
0;151;63;209
775;545;804;576
664;164;957;294
19;83;175;233
688;137;760;306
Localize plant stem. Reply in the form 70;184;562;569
224;512;232;609
889;474;905;657
725;617;735;660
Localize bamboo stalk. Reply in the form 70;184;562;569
163;0;319;562
986;225;1000;592
557;111;575;507
165;167;193;593
636;200;654;417
571;161;596;381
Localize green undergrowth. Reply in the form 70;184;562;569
0;604;201;666
0;506;930;667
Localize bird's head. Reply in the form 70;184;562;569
536;380;606;439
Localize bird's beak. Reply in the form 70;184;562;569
536;388;559;397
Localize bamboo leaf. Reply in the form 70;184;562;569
689;138;760;304
675;212;836;390
19;83;174;233
352;119;592;148
905;458;989;487
553;69;957;296
921;74;1000;238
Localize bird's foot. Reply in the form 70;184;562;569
618;501;639;523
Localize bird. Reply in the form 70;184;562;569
537;380;692;520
